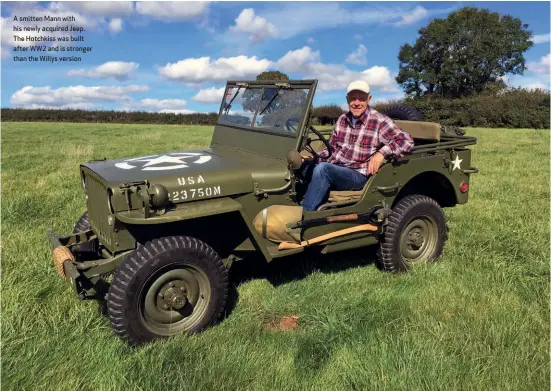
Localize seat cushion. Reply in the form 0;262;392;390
328;189;364;202
394;120;441;141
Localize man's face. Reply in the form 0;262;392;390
347;90;371;117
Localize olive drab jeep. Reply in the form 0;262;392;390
47;79;478;345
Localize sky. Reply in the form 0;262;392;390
1;1;550;114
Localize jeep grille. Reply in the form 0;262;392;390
81;167;115;251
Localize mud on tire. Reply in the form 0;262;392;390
377;195;448;273
106;236;229;346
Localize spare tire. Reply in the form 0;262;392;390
381;106;423;122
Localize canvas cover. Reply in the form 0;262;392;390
253;205;303;243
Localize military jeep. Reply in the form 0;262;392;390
48;79;478;345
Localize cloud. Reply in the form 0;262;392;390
229;8;279;43
276;46;397;93
158;56;272;84
192;87;225;103
354;34;363;40
527;54;551;74
392;6;428;26
135;1;209;21
2;2;131;51
346;44;367;65
159;45;397;92
532;34;550;44
231;3;444;42
68;62;139;81
109;18;123;34
522;83;548;91
119;98;202;114
49;1;134;17
138;98;188;111
276;46;320;73
11;85;149;108
307;37;315;44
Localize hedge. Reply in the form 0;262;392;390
374;88;550;129
1;88;549;128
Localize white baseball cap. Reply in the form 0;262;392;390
347;80;370;95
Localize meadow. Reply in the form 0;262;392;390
2;122;549;390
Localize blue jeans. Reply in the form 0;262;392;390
300;162;368;211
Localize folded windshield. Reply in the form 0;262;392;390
218;85;310;133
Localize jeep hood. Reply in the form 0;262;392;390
81;147;288;201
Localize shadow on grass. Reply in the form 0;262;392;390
94;244;381;327
223;244;381;319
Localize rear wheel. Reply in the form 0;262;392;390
377;195;447;272
106;236;229;345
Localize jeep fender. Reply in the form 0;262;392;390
115;197;271;261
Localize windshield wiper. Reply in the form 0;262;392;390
258;87;282;116
223;83;247;114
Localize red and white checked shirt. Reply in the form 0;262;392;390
318;108;414;176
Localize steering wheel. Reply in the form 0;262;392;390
285;118;300;132
304;125;332;161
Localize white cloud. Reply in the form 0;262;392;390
234;3;444;41
139;98;188;111
68;61;139;81
393;6;428;26
135;2;209;21
49;1;134;17
346;44;367;65
276;46;397;93
527;54;551;74
119;98;201;114
2;2;130;51
159;45;397;93
109;18;123;34
522;83;548;91
276;46;320;73
192;87;225;103
229;8;279;43
11;85;149;108
532;34;550;44
307;37;315;44
158;56;272;84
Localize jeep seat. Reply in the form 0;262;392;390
394;120;441;141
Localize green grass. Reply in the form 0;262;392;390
2;122;549;391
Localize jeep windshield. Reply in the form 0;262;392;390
217;81;314;134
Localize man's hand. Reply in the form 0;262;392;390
368;152;385;175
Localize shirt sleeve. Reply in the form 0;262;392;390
318;120;342;162
377;116;415;159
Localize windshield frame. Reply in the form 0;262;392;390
216;80;316;138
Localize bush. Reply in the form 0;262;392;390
372;88;550;129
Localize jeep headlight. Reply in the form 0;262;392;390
149;184;169;207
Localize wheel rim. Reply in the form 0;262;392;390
140;264;211;336
399;215;438;263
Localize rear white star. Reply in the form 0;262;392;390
452;155;463;171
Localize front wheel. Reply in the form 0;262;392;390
107;236;229;345
377;195;447;272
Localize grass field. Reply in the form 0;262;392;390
2;122;550;391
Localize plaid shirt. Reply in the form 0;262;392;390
318;108;414;176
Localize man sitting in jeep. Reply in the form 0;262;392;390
300;80;414;211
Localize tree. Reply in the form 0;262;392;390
396;7;533;99
256;71;289;81
312;104;345;125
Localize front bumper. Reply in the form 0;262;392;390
46;228;129;299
